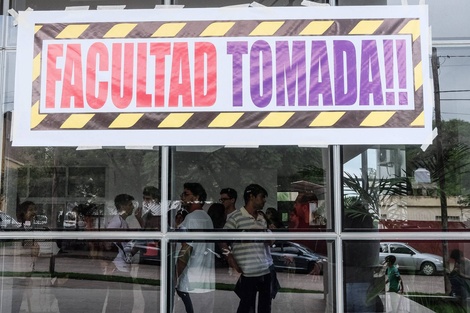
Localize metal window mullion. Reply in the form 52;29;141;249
332;145;343;313
0;229;376;241
160;146;169;235
160;146;170;313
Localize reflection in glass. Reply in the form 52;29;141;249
343;240;470;312
171;146;331;232
0;239;160;313
168;239;332;313
342;144;470;232
1;127;162;231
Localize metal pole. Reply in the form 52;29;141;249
432;46;450;294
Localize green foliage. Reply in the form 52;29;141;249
343;172;408;221
172;146;325;198
406;119;470;197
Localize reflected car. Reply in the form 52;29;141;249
379;242;444;276
0;212;21;229
270;241;327;274
134;241;160;264
34;214;48;226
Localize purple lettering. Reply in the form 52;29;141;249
227;41;248;107
309;40;333;106
275;41;306;107
334;40;357;106
396;39;408;105
250;40;272;108
359;40;384;106
383;40;395;105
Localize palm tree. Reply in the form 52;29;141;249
343;172;408;312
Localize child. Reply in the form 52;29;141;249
385;255;404;293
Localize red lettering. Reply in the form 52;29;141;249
44;40;222;112
45;44;64;109
61;44;84;108
111;43;134;109
169;43;192;107
150;42;171;107
194;42;217;107
86;42;108;110
136;43;151;108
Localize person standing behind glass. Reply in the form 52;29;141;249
265;207;283;230
207;203;226;229
131;208;161;313
384;255;404;313
175;182;215;313
222;184;272;313
220;187;238;221
105;194;136;313
54;203;108;313
384;255;403;293
449;249;470;311
135;186;161;231
11;201;39;313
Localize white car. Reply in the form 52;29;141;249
380;242;444;276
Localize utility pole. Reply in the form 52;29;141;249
432;47;450;294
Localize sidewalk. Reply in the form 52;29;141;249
0;277;326;313
0;252;327;312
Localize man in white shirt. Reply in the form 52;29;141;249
176;182;215;313
105;193;136;313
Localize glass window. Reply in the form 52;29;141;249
168;239;334;313
170;146;331;232
5;16;17;48
343;145;470;231
3;1;470;312
0;239;160;312
343;239;470;312
3;51;15;111
2;114;162;231
10;0;165;11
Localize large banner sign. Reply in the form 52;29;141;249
13;6;431;146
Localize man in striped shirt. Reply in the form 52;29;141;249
223;184;272;313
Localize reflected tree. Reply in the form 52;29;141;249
343;172;408;312
172;146;325;201
407;119;470;294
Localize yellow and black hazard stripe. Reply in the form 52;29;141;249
30;18;424;131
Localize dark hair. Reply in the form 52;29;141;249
450;249;463;262
207;203;226;229
143;186;160;201
220;188;238;201
17;200;35;224
266;207;283;228
243;184;268;204
114;194;134;210
77;203;99;217
296;193;318;204
266;207;278;216
183;182;207;203
385;255;397;265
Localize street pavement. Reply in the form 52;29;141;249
0;252;448;313
0;254;327;313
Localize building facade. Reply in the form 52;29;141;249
0;0;470;312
